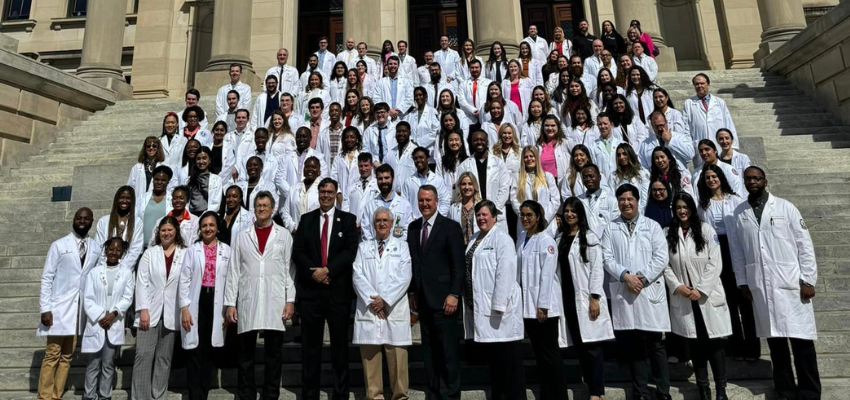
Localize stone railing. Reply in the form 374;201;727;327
761;1;850;125
0;34;116;174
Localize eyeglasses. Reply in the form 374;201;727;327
520;213;536;220
651;188;667;193
146;144;159;149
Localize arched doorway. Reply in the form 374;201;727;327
297;0;344;72
187;4;214;89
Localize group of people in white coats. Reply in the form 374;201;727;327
34;29;820;400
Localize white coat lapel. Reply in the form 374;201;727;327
165;248;183;287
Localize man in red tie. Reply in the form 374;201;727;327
292;177;359;400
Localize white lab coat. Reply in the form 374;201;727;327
178;241;232;349
397;54;419;84
613;120;649;147
348;56;379;82
423;80;458;110
456;156;510;230
331;151;361;202
627;89;655;127
452;56;484;83
549;39;573;57
299;89;331;116
519;121;542;148
561;233;616;343
235;176;278;213
313;120;339;166
224;224;296;334
223;207;255;242
345;176;380;224
127;163;178;206
566;125;601;151
279;148;329;187
517;231;569;347
38;234;100;337
81;260;135;353
134;245;188;330
463;229;524;342
384;143;417;193
664;108;686;135
727;194;818;340
352;237;413;346
360;193;415;241
250;91;280;129
501;78;535;119
136;191;173;220
632;54;658;83
270;132;297;159
401;171;451;218
590;136;624;179
280;180;321;232
692;161;745;204
328;78;347;106
522;36;549;63
579;188;621;239
723;151;751;179
373;76;415;114
457;77;493;124
496;147;521;181
148;213;200;247
362;122;395;164
682;95;738;167
485;61;509;83
404;106;441;153
637;131;694;172
94;214;145;267
664;223;732;339
433;48;461;81
536;140;572;180
314;50;337;78
160;134;188;170
215;82;253;122
448;203;480;237
214;137;240;186
510;171;560;228
264;64;301;96
698;193;744;237
601;215;671;332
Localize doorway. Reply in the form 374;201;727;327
297;0;344;71
520;0;584;40
408;0;468;62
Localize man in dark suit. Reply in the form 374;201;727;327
293;177;360;400
407;184;466;400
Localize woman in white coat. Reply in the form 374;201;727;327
462;200;525;400
649;146;694;198
300;72;332;115
352;207;413;400
95;186;145;267
81;237;135;400
330;127;363;208
328;61;349;105
609;143;650;212
664;193;731;400
160;112;187;169
516;200;567;400
501;60;534;119
716;128;751;179
128;137;171;206
536;115;571;183
187;147;224;216
558;197;615;400
133;216;188;400
179;211;233;400
210;122;238;188
652;88;686;134
448;172;481;245
510;147;559;234
404;87;441;154
218;185;254;246
519;99;545;147
696;165;758;361
148;186;200;248
176;139;201;186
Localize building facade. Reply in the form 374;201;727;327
0;0;837;99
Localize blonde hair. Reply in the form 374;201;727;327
517;146;547;203
453;171;482;204
492;123;520;155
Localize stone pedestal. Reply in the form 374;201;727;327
76;0;132;99
754;0;807;64
344;0;382;59
195;0;259;97
471;0;523;58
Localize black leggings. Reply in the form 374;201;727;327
686;301;727;389
718;234;760;358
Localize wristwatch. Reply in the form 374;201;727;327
590;294;601;300
800;280;814;288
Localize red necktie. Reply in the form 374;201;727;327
701;97;708;111
321;214;329;268
472;80;478;107
421;221;429;248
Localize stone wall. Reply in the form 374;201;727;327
0;35;116;174
762;1;850;124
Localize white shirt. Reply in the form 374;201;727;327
319;207;335;259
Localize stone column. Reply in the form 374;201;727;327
76;0;132;99
754;0;807;63
612;0;678;71
344;0;383;58
194;0;260;98
471;0;523;58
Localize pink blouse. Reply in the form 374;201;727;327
540;141;558;177
510;81;522;113
202;243;217;288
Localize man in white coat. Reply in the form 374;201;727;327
250;75;280;129
456;130;510;230
601;184;672;400
434;36;460;83
215;64;253;123
728;166;820;400
37;207;98;400
349;42;379;82
352;207;413;400
639;111;694;172
682;73;738;168
336;38;358;67
314;36;336;77
457;60;491;125
521;25;549;63
577;164;619;238
396;40;418;84
224;191;296;400
372;56;414;121
361;164;415;241
402;147;451;217
264;48;301;96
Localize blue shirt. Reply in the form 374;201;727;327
389;77;398;108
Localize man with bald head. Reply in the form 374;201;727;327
584;39;606;80
522;25;549;62
37;207;99;400
337;37;358;66
264;48;300;95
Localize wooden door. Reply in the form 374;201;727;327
298;16;329;71
552;3;575;39
330;17;344;54
522;4;552;38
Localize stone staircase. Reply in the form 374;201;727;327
0;69;849;399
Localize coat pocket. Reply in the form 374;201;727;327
775;261;801;290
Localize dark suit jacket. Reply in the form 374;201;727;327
293;208;359;303
407;213;466;310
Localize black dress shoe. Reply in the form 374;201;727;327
698;385;712;400
715;385;728;400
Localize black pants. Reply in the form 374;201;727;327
186;290;216;400
563;317;605;396
478;340;526;400
300;297;351;400
766;337;821;400
525;319;567;400
505;202;518;243
617;330;670;398
419;306;462;400
686;301;727;389
718;234;760;359
237;329;283;400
